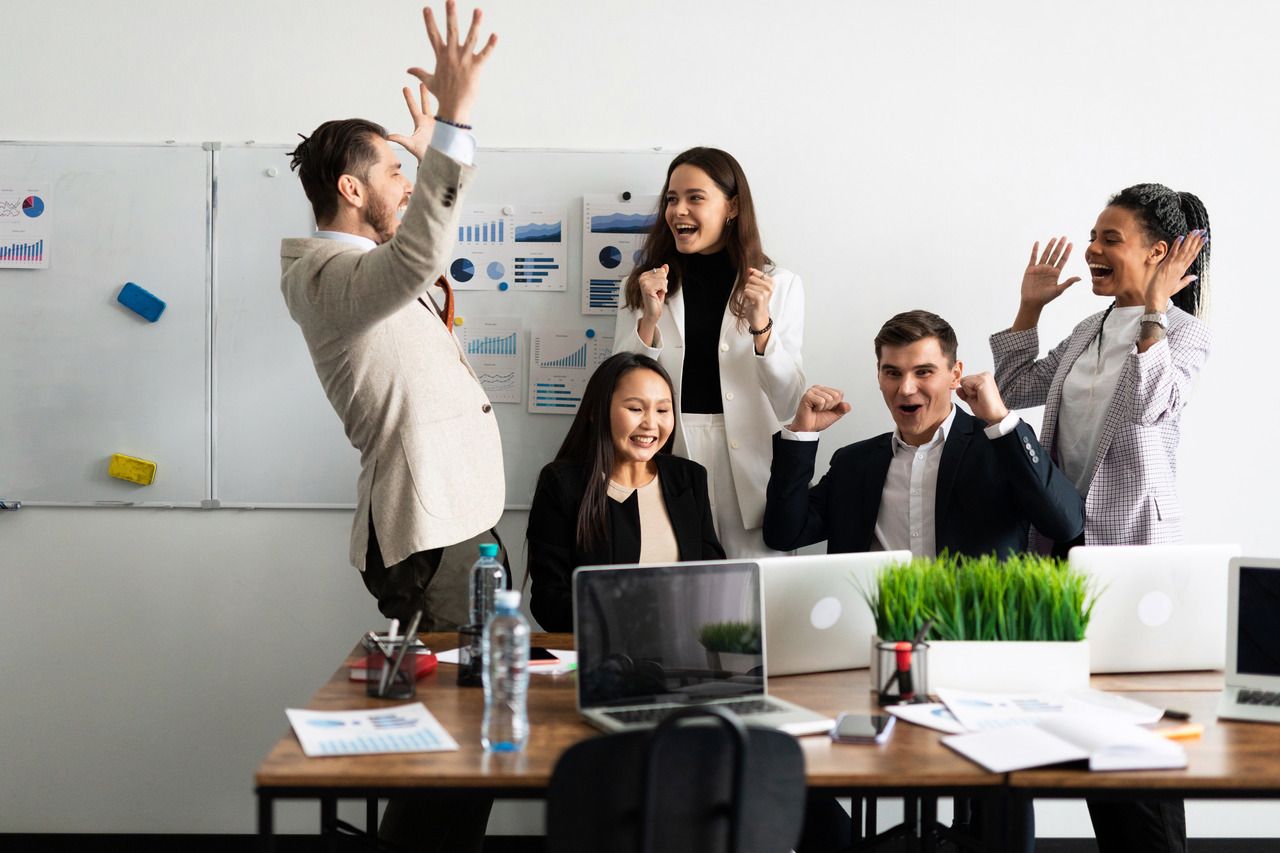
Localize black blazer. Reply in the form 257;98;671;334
762;407;1084;558
526;453;726;632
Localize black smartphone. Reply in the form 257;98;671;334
529;646;559;663
830;712;895;744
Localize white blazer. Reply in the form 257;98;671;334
613;267;805;529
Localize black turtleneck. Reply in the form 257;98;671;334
678;250;736;414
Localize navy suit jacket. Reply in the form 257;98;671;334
527;453;725;632
762;407;1084;558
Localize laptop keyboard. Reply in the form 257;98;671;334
1239;689;1280;706
602;698;783;725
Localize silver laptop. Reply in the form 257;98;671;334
757;551;913;675
572;560;835;736
1069;544;1239;673
1218;557;1280;724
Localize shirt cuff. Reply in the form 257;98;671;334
429;122;476;166
982;411;1021;439
780;428;819;442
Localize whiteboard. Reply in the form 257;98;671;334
212;145;670;508
0;143;210;506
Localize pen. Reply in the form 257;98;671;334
379;609;423;696
378;618;400;690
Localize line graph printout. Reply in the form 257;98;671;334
581;194;658;314
0;179;49;269
528;328;613;414
445;203;566;292
460;315;522;404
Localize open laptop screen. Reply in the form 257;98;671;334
575;561;763;708
1238;567;1280;677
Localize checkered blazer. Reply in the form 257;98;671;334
989;305;1210;547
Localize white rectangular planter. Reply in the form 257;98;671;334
870;636;1090;695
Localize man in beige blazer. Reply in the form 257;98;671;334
282;4;502;626
282;6;502;851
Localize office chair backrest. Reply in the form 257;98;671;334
546;707;806;853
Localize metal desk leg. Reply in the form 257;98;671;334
904;796;919;853
367;797;380;847
921;796;938;853
257;794;276;853
321;797;338;853
849;797;864;841
865;796;877;839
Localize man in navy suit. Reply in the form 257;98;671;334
764;308;1083;560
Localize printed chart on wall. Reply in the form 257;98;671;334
581;194;658;315
529;328;614;414
447;203;567;292
0;179;50;269
460;315;523;405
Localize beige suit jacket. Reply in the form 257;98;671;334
281;147;504;569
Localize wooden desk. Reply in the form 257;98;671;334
255;635;1280;849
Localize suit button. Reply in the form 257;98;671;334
720;342;729;352
443;200;453;207
725;392;734;401
730;440;740;450
482;404;492;414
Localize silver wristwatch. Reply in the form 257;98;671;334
1140;312;1168;329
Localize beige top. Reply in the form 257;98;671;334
281;148;504;569
607;473;679;563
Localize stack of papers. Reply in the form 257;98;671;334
887;688;1186;773
435;647;578;675
286;703;458;757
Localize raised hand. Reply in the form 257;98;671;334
1021;237;1081;310
388;83;434;162
1145;229;1206;311
634;264;668;345
956;372;1010;425
788;385;851;433
407;2;498;127
742;267;774;330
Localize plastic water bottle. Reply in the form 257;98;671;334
469;542;507;628
482;590;530;753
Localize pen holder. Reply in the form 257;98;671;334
364;635;416;700
875;639;929;706
456;623;484;687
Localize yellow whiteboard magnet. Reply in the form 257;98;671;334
108;453;157;486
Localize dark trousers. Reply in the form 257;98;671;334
362;517;498;852
1053;534;1188;853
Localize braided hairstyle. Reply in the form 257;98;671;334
1107;183;1211;317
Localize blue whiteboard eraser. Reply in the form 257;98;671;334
117;282;166;322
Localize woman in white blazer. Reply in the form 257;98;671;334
613;147;804;557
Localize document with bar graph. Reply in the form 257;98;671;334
445;203;567;292
528;327;614;414
460;316;523;404
286;703;459;757
581;194;659;315
0;179;50;269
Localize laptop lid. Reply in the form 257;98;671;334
1225;557;1280;690
1069;543;1239;673
572;560;766;713
757;550;913;675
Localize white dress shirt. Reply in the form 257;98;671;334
1056;304;1145;493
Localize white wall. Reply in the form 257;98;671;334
3;0;1279;837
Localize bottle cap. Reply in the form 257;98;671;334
478;543;499;558
495;590;521;611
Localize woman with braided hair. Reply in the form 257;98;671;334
989;183;1211;853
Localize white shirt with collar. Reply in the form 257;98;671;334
782;404;1020;557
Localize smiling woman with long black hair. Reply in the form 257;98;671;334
526;352;724;632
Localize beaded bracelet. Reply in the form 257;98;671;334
436;117;474;131
749;317;774;336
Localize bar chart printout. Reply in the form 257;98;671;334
581;193;659;314
0;181;50;269
528;328;614;415
511;205;567;291
285;704;459;757
447;204;513;291
460;316;522;404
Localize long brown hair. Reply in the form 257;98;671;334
623;147;771;325
553;353;676;552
